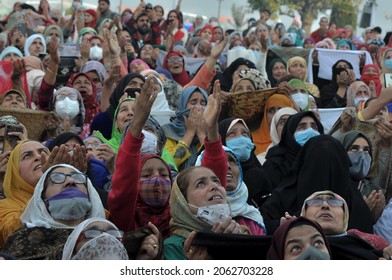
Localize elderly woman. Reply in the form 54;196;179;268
301;190;391;259
2;163;105;259
43;24;64;44
287;56;320;98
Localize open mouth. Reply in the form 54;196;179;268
208;195;223;201
34;164;42;171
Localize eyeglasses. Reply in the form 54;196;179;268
79;229;124;242
49;172;87;184
167;56;183;63
56;93;78;101
306;198;344;207
84;142;100;149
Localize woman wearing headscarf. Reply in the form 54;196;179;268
43;24;64;44
252;94;296;155
361;64;382;97
261;134;374;235
162;86;209;171
0;46;24;61
301;190;390;259
266;216;331;260
257;107;298;164
319;59;355;108
266;58;287;87
2;163;105;259
162;51;191;87
346;81;373;108
287;56;320;98
262;111;324;189
109;77;173;239
80;60;107;103
83;9;97;29
23;34;46;57
218;57;256;92
90;72;145;139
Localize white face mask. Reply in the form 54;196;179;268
141;129;158;155
189;203;231;226
89;46;103;61
354;97;368;107
291;92;309;111
55;97;80;120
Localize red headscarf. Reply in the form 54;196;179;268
198;24;215;42
361;64;382;96
136;154;173;239
163;51;190;87
84;9;97;28
66;72;101;124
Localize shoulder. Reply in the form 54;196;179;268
163;235;187;260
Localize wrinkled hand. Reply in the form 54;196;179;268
374;119;392;140
336;71;350;87
41;144;70;173
47;36;60;64
220;90;230;106
0;151;11;174
136;222;160;260
184;231;208;260
104;64;121;86
184;106;202;136
340;111;355;132
62;116;72;132
104;28;120;56
210;37;228;59
80;39;90;60
69;144;89;173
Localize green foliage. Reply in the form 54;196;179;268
330;1;359;29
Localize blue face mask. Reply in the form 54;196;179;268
226;136;255;162
354;97;368;107
385;58;392;71
294;127;320;146
252;50;261;59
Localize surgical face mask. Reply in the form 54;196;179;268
295;246;330;260
89;46;103;61
45;36;60;44
139;176;171;207
46;187;92;220
252;50;261;60
226;136;254;162
72;233;129;260
354;97;368;107
348;151;372;181
384;58;392;71
189;203;231;226
55;97;80;120
294;127;320;146
141;130;158;155
291;92;310;111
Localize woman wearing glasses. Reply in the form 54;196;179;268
301;190;392;260
1;163;105;259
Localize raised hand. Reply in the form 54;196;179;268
136;222;161;260
203;80;222;142
184;231;208;260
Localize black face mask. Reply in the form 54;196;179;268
125;88;141;98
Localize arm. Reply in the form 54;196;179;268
360;87;392;120
200;80;227;187
10;59;26;98
100;65;120;112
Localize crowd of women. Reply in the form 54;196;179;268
1;0;392;260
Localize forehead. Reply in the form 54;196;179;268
228;121;247;132
51;166;77;174
189;91;206;100
84;137;101;144
85;221;115;231
119;100;135;109
189;167;215;182
298;116;315;123
352;136;369;146
20;141;45;152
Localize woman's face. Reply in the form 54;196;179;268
347;137;370;155
2;93;25;109
166;55;184;75
90;38;102;48
363;67;378;75
47;28;60;38
289;60;306;80
303;194;345;235
19;141;49;186
266;106;283;128
124;77;145;93
130;61;148;74
168;11;178;25
304;41;315;49
355;85;370;98
213;28;223;42
73;75;93;96
284;224;329;260
295;116;318;132
140;158;170;180
86;71;102;89
3;52;20;62
84;12;93;24
336;61;349;69
84;137;102;158
115;100;135;133
140;44;153;60
201;29;213;42
276;114;290;140
186;91;207;109
272;62;287;81
186;167;227;213
154;7;164;20
233;79;255;93
29;38;44;56
44;167;88;199
226;122;251;141
226;153;239;191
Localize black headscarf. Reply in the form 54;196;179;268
263;111;324;189
266;58;287;87
106;73;145;119
219;58;256;92
261;134;373;234
46;132;84;151
331;59;353;82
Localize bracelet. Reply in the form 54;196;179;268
178;140;189;149
47;67;57;75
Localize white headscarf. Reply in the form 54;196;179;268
20;164;105;229
269;107;298;146
62;217;127;260
195;146;266;230
24;34;47;56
